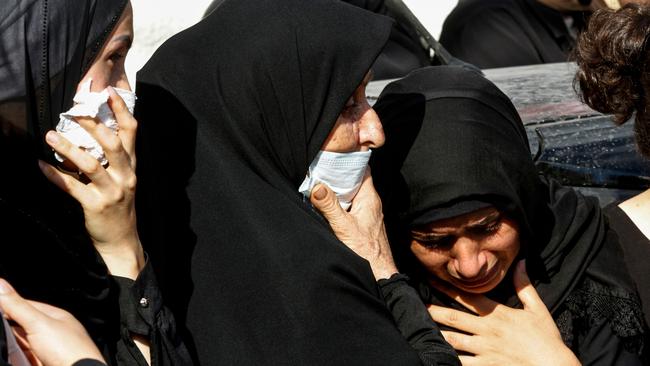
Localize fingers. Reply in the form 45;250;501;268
428;304;485;335
107;87;137;164
310;183;348;228
74;115;133;174
12;326;43;366
350;168;381;213
44;131;113;187
27;301;73;322
458;355;479;366
38;160;91;203
513;260;546;314
0;279;46;333
441;330;478;355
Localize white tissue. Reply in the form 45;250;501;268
55;79;136;165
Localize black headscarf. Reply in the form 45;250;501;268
0;0;128;353
439;0;581;69
372;66;646;354
341;0;430;79
135;0;428;364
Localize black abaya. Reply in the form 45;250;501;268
439;0;581;69
372;66;647;364
604;204;650;329
0;1;189;364
0;0;127;352
135;0;448;364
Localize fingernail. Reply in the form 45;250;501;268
45;131;59;145
312;185;326;200
37;159;46;171
0;279;13;295
518;259;526;273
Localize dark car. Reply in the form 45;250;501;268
367;62;650;206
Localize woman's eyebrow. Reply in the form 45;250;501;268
111;35;133;49
471;212;500;227
410;231;447;241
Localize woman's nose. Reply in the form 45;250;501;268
450;238;487;280
358;106;385;149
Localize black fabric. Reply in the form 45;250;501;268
73;360;107;366
0;318;7;366
439;0;583;69
605;203;650;329
135;0;432;364
0;0;128;361
378;274;460;366
372;66;646;362
112;259;192;366
0;0;129;162
0;2;189;365
341;0;430;79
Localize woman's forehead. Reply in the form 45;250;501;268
417;206;500;232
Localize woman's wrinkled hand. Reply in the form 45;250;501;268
38;87;143;279
427;261;580;366
0;278;105;366
310;169;398;280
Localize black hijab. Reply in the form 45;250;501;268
341;0;430;79
372;66;645;353
0;0;128;352
439;0;581;69
135;0;427;364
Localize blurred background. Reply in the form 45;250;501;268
125;0;457;83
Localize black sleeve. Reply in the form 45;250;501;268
111;259;193;366
378;274;460;366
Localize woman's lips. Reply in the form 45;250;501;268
451;262;500;290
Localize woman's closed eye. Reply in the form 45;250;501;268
410;232;455;249
341;97;360;118
468;220;502;236
108;52;125;63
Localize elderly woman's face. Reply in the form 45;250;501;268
409;206;520;294
80;2;133;92
321;72;385;152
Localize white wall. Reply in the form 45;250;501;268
404;0;458;38
125;0;458;85
126;0;214;84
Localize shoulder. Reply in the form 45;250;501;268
444;0;520;26
440;0;526;45
557;276;646;359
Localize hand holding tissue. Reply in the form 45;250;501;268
55;79;136;165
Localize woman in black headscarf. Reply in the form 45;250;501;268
439;0;605;69
135;0;458;364
0;1;189;364
372;66;647;364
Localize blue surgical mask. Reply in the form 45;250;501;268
298;150;372;210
